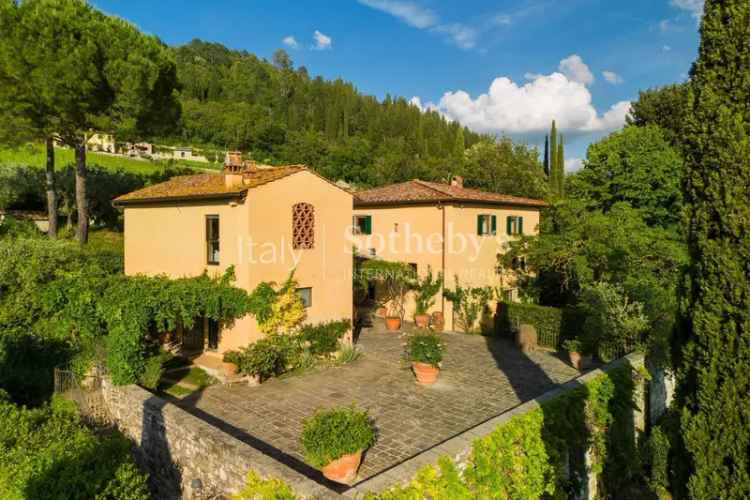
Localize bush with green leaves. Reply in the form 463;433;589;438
443;277;493;334
405;331;443;367
300;406;376;468
299;320;350;356
247;272;306;335
236;337;289;381
230;471;301;500
578;281;648;362
358;259;415;320
138;350;171;390
413;267;443;316
0;396;149;499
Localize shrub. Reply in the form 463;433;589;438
300;406;376;468
231;470;300;500
223;350;242;365
336;344;362;365
413;267;443;316
579;282;648;361
443;277;493;334
139;351;170;390
405;331;444;367
0;397;149;499
237;337;288;381
497;302;563;348
248;272;306;335
299;320;350;356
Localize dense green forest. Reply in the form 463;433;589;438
166;40;487;186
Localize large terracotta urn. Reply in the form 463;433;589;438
321;450;363;484
412;362;440;385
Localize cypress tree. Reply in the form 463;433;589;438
549;121;558;192
681;0;750;497
543;134;550;177
556;136;565;196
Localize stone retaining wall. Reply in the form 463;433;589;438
101;379;338;499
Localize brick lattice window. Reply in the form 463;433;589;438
292;202;315;249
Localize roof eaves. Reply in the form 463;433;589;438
113;190;247;207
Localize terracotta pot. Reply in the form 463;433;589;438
321;450;363;484
414;314;430;328
569;351;583;370
222;361;238;377
431;311;445;332
412;362;440;385
385;316;402;331
376;307;387;318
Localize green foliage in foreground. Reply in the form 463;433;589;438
301;406;376;469
0;237;252;399
680;0;750;496
370;365;641;499
230;471;301;500
0;396;149;500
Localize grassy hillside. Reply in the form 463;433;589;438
0;144;218;174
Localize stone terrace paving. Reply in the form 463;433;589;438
173;322;582;490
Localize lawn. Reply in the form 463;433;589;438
0;144;221;174
158;363;218;399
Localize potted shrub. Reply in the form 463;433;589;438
431;311;445;332
405;331;444;385
563;339;586;370
359;260;415;332
413;268;443;329
222;351;241;377
300;406;376;484
237;338;287;383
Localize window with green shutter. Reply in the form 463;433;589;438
507;216;524;236
354;215;372;235
478;214;496;236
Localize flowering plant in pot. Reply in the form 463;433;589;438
300;406;376;484
413;268;443;329
405;331;444;385
358;260;416;332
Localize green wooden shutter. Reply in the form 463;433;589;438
519;217;524;235
506;216;513;235
477;215;484;236
491;215;497;235
364;216;372;235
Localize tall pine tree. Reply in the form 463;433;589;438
681;0;750;496
543;134;550;177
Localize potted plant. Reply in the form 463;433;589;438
413;268;443;329
222;350;241;377
431;311;445;332
359;260;415;332
300;406;376;484
405;331;444;385
563;339;586;370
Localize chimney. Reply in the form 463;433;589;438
224;151;245;188
450;175;464;188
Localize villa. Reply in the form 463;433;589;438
113;153;354;370
352;176;547;332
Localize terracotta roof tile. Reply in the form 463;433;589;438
353;179;548;208
114;166;307;205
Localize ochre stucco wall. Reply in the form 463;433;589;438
122;170;353;356
353;203;541;331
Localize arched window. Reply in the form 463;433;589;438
292;202;315;249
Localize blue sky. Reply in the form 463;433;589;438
92;0;702;169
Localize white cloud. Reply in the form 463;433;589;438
433;23;478;50
663;45;672;52
565;157;584;172
602;70;624;85
670;0;704;20
282;36;299;49
492;14;511;26
411;62;630;137
524;72;543;80
558;54;595;86
659;19;672;32
312;30;332;50
357;0;438;28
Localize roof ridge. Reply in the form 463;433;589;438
411;179;455;198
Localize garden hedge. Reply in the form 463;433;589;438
496;302;586;349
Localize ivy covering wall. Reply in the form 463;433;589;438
370;364;641;500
